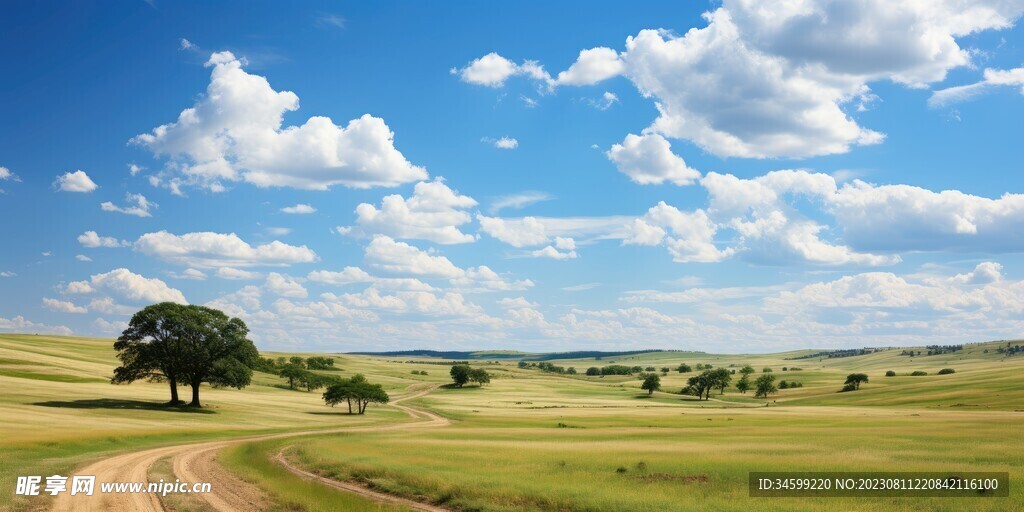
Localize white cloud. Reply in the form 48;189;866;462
483;136;519;149
308;267;437;291
364;236;464;278
101;193;156;217
607;133;701;186
342;179;478;244
78;231;128;248
281;204;316;214
462;1;1023;159
555;47;624;86
584;91;619;110
625;202;734;263
930;66;1024;106
0;271;16;278
265;272;308;298
54;170;98;193
92;317;129;334
42;298;87;314
129;163;143;175
134;231;317;268
0;166;17;181
133;52;427;191
216;267;263;280
75;255;93;262
530;245;577;260
66;268;187;305
450;266;534;291
0;316;72;336
562;282;600;292
488;191;554;214
453;52;550;87
476;215;549;247
265;227;292;236
498;297;538;309
169;268;207;280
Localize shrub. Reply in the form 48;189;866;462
910;370;928;376
885;370;896;377
937;368;956;375
762;367;773;373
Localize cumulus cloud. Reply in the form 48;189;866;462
0;316;72;336
135;231;317;268
54;170;98;193
0;166;18;193
66;268;187;305
76;255;93;262
42;298;88;314
280;204;316;214
607;133;700;186
169;268;207;281
78;231;128;248
450;265;534;291
453;52;550;87
216;267;262;280
624;203;734;263
308;267;436;291
341;179;478;244
459;0;1023;158
133;52;427;191
101;193;156;217
265;272;308;298
554;47;624;86
364;236;464;278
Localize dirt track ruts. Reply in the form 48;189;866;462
50;384;449;512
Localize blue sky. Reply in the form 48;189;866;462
2;0;1024;352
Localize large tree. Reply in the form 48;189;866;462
323;374;389;414
641;374;661;395
754;374;777;399
450;364;472;387
112;303;259;407
112;303;190;404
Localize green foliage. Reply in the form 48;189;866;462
322;374;389;414
112;302;258;407
885;370;897;377
762;367;773;373
469;368;491;386
754;374;777;398
910;370;928;376
278;363;306;390
938;368;956;375
586;367;601;376
305;356;337;370
735;374;751;394
450;364;472;387
641;374;661;395
600;365;634;376
739;365;755;376
289;356;306;367
844;373;869;390
566;367;577;375
676;363;692;373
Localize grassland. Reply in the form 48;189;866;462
1;334;1022;511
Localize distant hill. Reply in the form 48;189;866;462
347;349;682;361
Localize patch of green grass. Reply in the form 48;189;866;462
220;440;403;512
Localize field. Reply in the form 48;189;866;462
1;334;1023;511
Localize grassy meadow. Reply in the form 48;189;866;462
1;333;1023;511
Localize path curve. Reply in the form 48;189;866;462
50;383;448;512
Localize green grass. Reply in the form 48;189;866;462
1;334;1022;511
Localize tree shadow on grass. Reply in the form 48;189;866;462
32;398;216;414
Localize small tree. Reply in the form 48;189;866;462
567;367;577;375
885;370;896;377
279;363;306;390
289;356;306;367
937;368;956;375
517;361;529;368
660;367;670;375
676;364;692;373
762;367;773;373
736;375;751;394
450;364;472;387
641;374;661;395
710;368;731;394
323;374;389;414
586;367;601;376
754;374;777;398
844;373;869;390
469;368;491;386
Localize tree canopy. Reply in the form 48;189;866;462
323;374;389;414
112;303;259;407
641;374;661;395
754;374;777;398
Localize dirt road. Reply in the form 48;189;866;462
50;384;449;512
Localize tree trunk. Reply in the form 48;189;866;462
168;377;180;405
189;381;201;407
346;398;352;414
